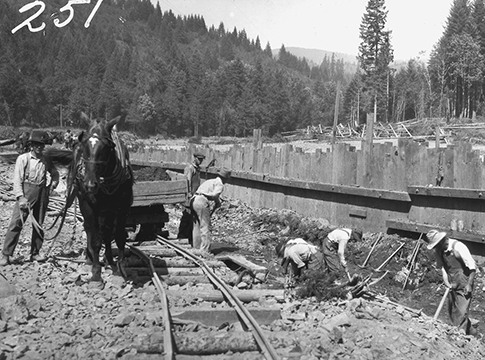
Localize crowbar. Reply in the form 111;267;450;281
359;233;382;268
433;287;450;321
374;242;405;272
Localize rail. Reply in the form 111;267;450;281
155;235;280;360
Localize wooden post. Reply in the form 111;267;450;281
253;129;262;149
332;81;341;145
435;126;440;149
362;95;376;187
60;105;63;127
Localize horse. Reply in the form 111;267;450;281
47;116;133;286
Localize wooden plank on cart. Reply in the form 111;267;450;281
132;180;188;206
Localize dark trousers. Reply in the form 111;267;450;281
177;208;194;245
448;287;473;334
322;236;341;275
3;184;48;257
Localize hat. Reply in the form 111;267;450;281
426;230;447;250
218;168;231;179
28;130;50;144
352;229;363;242
193;153;206;159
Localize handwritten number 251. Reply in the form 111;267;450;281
11;0;104;34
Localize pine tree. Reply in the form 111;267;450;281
358;0;394;122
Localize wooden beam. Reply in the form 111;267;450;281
386;219;485;244
408;186;485;199
235;171;411;202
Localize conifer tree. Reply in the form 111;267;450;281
357;0;394;122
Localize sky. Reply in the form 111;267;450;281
155;0;454;61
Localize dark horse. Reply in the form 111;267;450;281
48;116;133;285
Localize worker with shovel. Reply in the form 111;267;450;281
322;228;362;281
425;230;476;335
275;238;321;278
190;168;231;252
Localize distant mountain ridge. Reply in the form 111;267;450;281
273;47;357;65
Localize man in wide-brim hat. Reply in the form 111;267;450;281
0;130;59;266
425;229;477;335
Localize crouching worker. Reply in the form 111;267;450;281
425;229;476;335
322;228;362;281
276;238;321;278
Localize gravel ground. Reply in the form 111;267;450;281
1;152;485;359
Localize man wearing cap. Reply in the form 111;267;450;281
322;228;362;281
0;130;59;266
190;168;231;252
425;229;476;335
276;238;320;278
177;153;205;243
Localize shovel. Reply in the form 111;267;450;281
433;287;450;321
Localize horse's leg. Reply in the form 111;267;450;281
78;199;96;267
82;208;103;283
100;212;117;273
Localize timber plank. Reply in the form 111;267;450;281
169;307;281;326
408;186;485;199
386;219;485;244
230;171;411;202
215;254;267;273
443;145;455;188
134;180;187;195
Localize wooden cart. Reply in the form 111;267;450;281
126;179;188;239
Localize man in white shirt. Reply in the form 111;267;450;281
276;238;320;278
0;130;59;265
425;229;476;335
190;168;230;252
322;228;362;280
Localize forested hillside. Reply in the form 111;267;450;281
0;0;350;137
2;0;484;138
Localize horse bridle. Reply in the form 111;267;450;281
83;135;129;195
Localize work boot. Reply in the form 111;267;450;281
0;253;9;266
30;253;47;263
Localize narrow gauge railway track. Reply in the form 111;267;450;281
126;236;281;360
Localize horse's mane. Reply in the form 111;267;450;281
44;148;74;168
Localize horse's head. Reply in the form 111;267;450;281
79;117;120;194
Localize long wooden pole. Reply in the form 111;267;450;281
434;288;450;321
332;81;341;145
375;242;405;272
360;233;382;267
